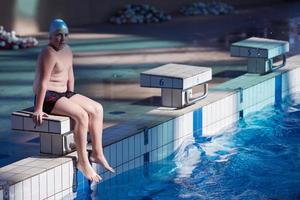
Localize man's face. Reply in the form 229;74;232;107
49;29;69;50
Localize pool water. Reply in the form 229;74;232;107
76;94;300;200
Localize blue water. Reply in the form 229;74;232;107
76;94;300;200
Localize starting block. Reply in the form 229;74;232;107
11;108;76;155
140;63;212;108
230;37;289;74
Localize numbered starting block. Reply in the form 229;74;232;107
11;108;75;156
140;63;212;108
230;37;289;74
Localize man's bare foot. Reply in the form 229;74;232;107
90;153;115;173
77;161;102;182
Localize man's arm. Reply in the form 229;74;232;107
34;50;55;124
67;65;74;92
67;50;74;92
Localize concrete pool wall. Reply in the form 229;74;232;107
1;55;300;200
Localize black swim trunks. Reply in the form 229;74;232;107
34;90;77;114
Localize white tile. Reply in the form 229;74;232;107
116;141;123;166
14;182;22;200
128;160;135;170
269;79;275;98
68;188;74;199
157;124;163;148
62;189;70;199
151;126;158;150
202;105;208;127
206;104;212;126
110;143;117;168
256;83;262;102
282;73;288;92
123;162;129;173
134;157;142;168
252;84;259;102
95;162;101;174
162;122;168;145
167;120;173;144
31;175;39;200
184;112;193;136
23;179;31;200
122;138;129;163
47;169;55;197
220;98;227;120
174;137;181;151
173;117;180;141
150;149;158;162
183;115;189;137
62;163;70;190
167;142;174;157
262;82;267;100
178;115;184;138
11;115;23;130
40;133;52;154
210;101;219;123
69;161;76;188
139;157;143;167
157;147;163;161
39;172;47;200
229;94;236;116
134;133;141;158
128;136;135;161
54;166;62;194
243;87;249;108
100;146;109;174
232;93;239;114
116;166;123;175
47;195;55;200
55;192;63;200
162;145;168;159
140;131;145;154
101;172;109;182
9;185;15;200
144;129;151;153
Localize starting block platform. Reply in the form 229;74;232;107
140;63;212;108
230;37;289;74
11;108;75;155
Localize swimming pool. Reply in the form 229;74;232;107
75;93;300;200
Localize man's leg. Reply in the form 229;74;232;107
69;94;114;173
51;97;101;182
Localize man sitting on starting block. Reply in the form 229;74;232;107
32;19;114;182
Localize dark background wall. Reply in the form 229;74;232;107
0;0;287;35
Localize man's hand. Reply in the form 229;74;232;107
32;109;48;127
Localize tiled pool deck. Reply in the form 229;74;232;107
1;2;300;199
2;54;300;199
